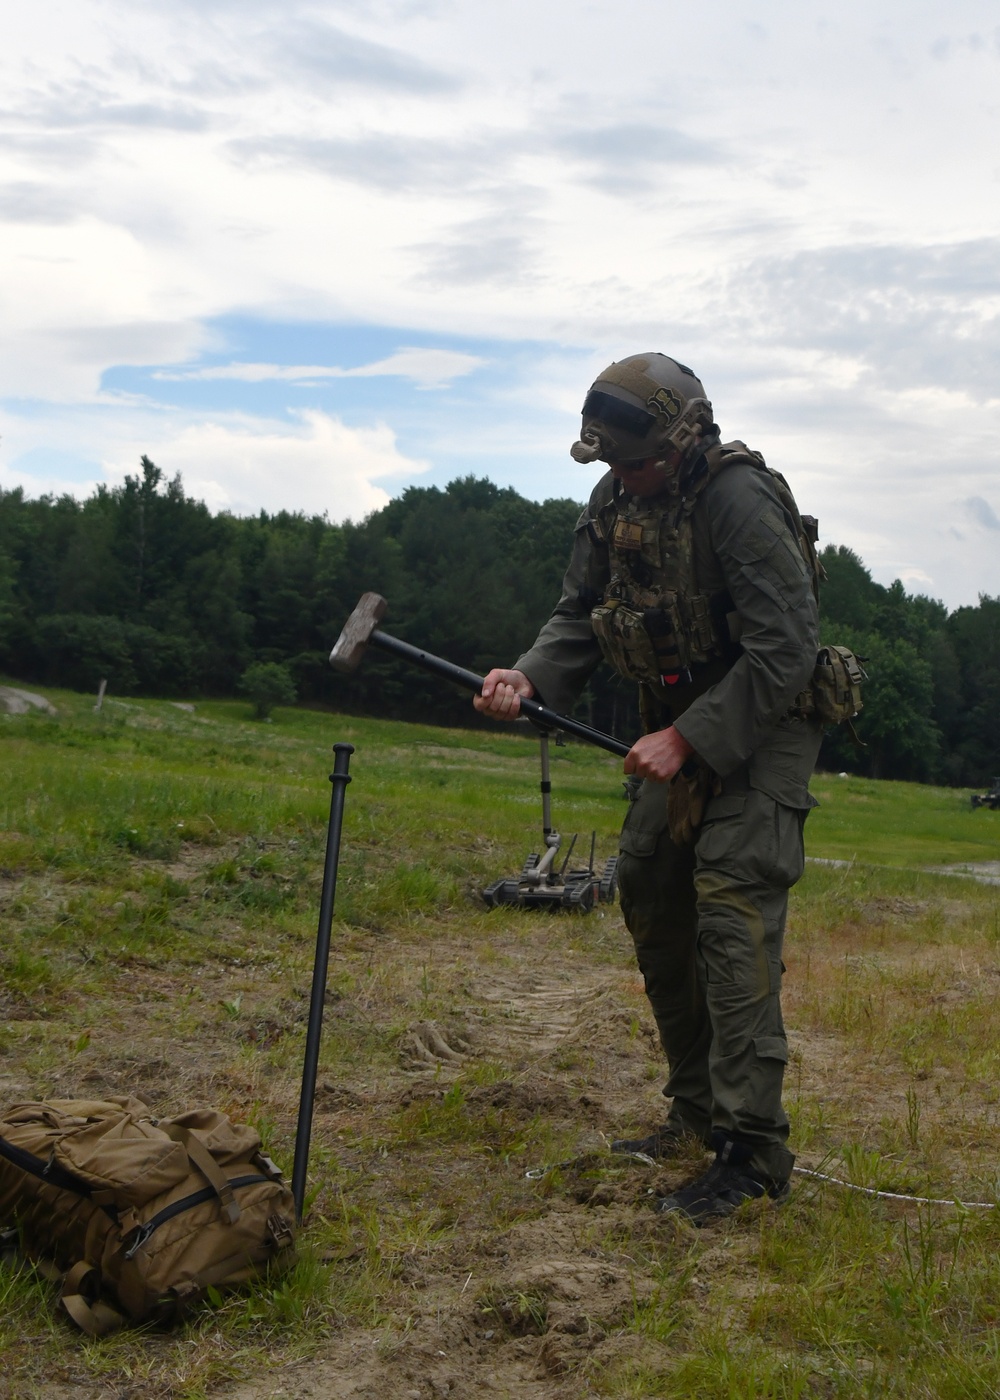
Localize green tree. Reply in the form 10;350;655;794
819;544;879;633
0;544;18;655
237;661;297;719
946;595;1000;783
852;632;941;781
34;614;137;693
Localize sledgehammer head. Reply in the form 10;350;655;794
330;592;388;673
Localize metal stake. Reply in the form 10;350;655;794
539;731;553;840
291;742;354;1224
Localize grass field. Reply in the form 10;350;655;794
2;683;1000;1399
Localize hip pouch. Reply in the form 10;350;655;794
806;645;866;725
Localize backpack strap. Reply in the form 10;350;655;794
162;1124;241;1224
60;1260;124;1337
702;441;823;602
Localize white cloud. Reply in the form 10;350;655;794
342;347;484;386
155;346;485;388
0;407;429;523
0;213;212;398
102;410;428;520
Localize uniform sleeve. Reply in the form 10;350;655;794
513;490;610;716
672;465;818;777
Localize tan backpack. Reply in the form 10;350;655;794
0;1096;296;1334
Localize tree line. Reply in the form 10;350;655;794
0;457;997;785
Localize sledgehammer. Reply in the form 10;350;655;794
330;591;630;758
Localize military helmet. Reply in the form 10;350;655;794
570;353;713;466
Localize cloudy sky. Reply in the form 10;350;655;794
2;0;999;610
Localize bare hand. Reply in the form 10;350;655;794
473;668;535;721
623;726;695;782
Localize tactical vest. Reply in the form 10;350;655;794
588;442;821;692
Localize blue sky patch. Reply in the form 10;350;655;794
98;316;597;503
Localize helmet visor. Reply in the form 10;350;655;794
581;389;657;442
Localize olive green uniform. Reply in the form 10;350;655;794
515;449;821;1181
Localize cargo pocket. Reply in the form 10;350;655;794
763;799;809;889
747;1034;790;1118
705;982;756;1055
618;780;672;931
753;1035;788;1066
619;779;670;859
694;793;748;870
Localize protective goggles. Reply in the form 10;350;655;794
580;389;657;442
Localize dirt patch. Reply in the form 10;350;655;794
222;1205;659;1400
862;895;929;920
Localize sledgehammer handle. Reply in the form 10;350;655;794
368;629;631;759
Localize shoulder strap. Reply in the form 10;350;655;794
162;1124;241;1224
679;439;759;518
702;439;765;479
701;442;822;601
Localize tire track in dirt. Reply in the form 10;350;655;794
468;972;624;1065
222;975;659;1399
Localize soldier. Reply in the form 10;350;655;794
474;353;823;1223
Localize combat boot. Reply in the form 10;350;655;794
656;1134;790;1224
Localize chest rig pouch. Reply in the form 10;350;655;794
589;443;824;692
589;450;745;688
